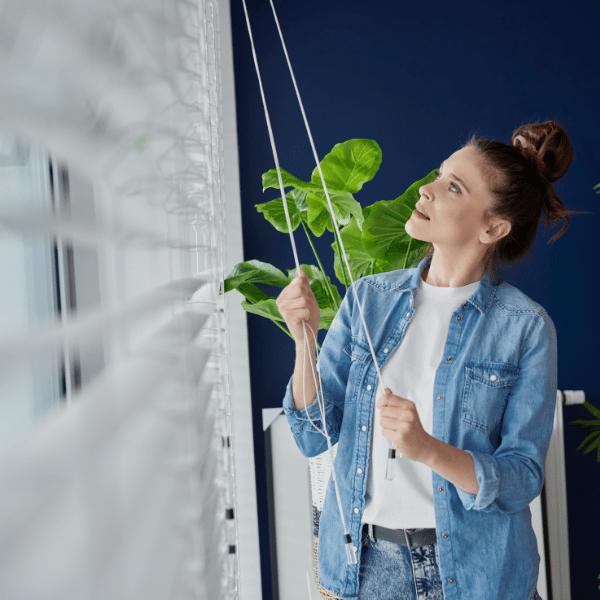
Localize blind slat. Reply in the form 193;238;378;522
0;280;213;370
0;209;212;250
0;361;223;599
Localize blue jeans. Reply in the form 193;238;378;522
357;526;444;600
356;526;544;600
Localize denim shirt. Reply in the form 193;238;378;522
282;253;557;600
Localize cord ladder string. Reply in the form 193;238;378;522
240;0;402;566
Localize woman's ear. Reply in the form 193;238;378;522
481;217;511;245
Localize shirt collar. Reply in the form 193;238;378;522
394;253;499;315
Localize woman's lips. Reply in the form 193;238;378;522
413;208;430;220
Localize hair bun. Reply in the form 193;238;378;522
511;121;573;184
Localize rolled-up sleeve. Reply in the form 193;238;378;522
282;281;356;458
456;311;558;513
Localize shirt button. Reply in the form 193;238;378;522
461;303;467;309
446;356;452;362
361;425;367;432
437;395;443;401
383;348;389;354
443;533;449;539
448;578;455;584
357;467;363;474
367;384;372;391
405;312;410;318
354;508;360;514
456;315;462;321
437;486;444;492
490;374;497;381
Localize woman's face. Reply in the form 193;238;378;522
406;146;498;250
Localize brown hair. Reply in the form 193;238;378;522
411;120;591;284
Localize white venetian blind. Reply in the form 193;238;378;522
0;0;243;598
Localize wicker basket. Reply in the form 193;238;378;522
309;445;343;600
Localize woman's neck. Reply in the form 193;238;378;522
421;260;484;288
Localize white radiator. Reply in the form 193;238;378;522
535;389;585;600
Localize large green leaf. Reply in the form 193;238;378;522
361;170;437;262
261;140;381;198
371;254;413;274
261;168;307;192
240;265;341;333
223;259;292;291
241;299;284;321
255;188;309;233
318;307;337;330
305;192;363;237
261;168;325;199
236;283;272;304
242;300;337;334
259;140;377;237
361;198;414;262
221;267;260;294
310;139;382;194
331;211;374;285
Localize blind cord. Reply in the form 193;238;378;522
239;0;404;567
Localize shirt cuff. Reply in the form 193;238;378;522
455;449;501;511
282;373;329;432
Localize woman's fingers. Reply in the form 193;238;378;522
276;268;320;342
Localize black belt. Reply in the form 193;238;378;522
364;523;437;549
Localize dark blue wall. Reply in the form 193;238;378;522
229;1;600;598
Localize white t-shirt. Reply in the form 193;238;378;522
362;273;480;529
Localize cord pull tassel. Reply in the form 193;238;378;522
385;447;396;480
344;534;357;565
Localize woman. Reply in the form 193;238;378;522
276;121;585;600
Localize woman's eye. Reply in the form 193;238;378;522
434;169;459;193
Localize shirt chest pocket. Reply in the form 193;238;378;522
342;338;372;404
462;361;519;432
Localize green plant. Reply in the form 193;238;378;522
222;139;437;346
569;400;600;462
569;398;600;591
568;182;600;591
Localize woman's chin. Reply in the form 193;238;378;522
404;219;425;240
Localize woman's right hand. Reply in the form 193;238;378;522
276;267;321;344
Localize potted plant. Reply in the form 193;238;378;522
222;139;437;600
221;138;437;343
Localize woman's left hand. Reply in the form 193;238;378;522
378;388;434;463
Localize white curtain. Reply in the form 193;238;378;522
0;0;241;598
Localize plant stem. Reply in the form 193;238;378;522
272;318;296;341
368;260;375;276
301;220;340;311
332;225;350;291
402;236;414;269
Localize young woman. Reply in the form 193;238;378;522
276;121;585;600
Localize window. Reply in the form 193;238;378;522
0;0;259;597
